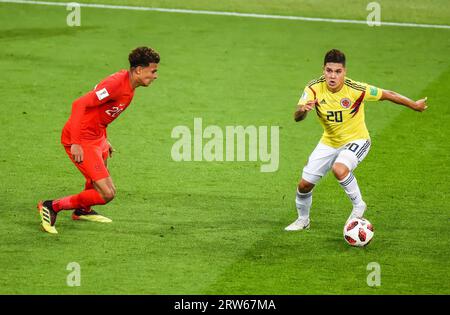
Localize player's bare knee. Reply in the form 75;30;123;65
100;188;115;203
104;192;115;203
332;163;349;180
298;180;314;193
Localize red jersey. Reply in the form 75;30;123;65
62;70;135;145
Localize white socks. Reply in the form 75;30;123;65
295;189;312;220
339;172;366;217
295;173;365;221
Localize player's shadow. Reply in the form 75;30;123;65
324;236;374;252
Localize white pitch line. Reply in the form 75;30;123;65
1;0;450;29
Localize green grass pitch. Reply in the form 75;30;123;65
0;0;449;294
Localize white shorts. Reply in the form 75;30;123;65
302;139;371;184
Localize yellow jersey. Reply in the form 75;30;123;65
298;76;383;148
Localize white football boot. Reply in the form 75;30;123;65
284;217;310;231
346;201;367;223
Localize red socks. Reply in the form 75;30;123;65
53;189;106;212
83;180;94;212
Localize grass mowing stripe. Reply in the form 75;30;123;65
1;0;450;29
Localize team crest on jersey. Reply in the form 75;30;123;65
340;98;352;108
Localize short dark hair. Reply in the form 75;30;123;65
128;46;160;68
324;49;345;66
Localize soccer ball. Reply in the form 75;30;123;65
343;218;374;247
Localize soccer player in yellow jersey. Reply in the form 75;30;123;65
285;49;428;231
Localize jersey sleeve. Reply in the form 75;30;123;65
297;86;315;106
363;84;383;101
69;75;123;144
91;76;123;106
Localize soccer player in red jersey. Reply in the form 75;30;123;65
37;47;160;234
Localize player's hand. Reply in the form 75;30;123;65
71;144;84;163
107;141;115;158
302;99;318;112
414;97;428;112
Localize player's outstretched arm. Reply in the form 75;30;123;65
380;90;428;112
294;99;317;122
